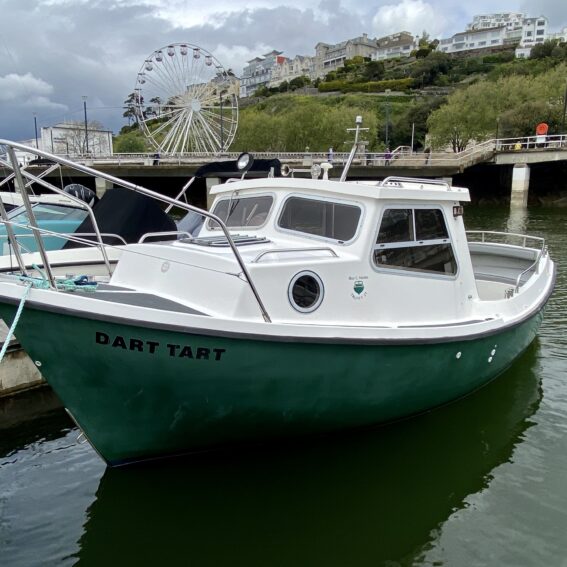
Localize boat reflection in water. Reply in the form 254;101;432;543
74;345;541;566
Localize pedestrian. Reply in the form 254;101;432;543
153;152;160;166
384;147;392;166
424;147;431;165
327;146;334;162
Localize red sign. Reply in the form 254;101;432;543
536;122;549;135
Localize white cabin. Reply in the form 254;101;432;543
110;176;515;327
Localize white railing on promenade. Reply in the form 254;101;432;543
31;134;567;170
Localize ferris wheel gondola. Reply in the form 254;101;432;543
134;43;238;155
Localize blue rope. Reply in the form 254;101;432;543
0;282;32;364
0;269;98;365
18;265;98;293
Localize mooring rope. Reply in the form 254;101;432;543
0;268;98;368
18;264;98;293
0;282;32;365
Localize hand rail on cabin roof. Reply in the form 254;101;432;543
253;247;339;263
380;176;452;189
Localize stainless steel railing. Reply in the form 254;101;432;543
0;139;272;322
466;230;547;293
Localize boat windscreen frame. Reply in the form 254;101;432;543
370;203;460;280
275;192;365;246
207;192;276;231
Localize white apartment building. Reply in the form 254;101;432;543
439;26;508;54
42;124;113;157
239;50;285;98
515;16;548;57
16;124;113;159
371;31;417;61
467;13;525;31
440;13;549;56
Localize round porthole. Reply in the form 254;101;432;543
288;271;324;313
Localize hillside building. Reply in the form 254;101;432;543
440;13;549;57
269;55;316;88
438;26;509;54
515;16;549;57
371;31;417;61
466;13;525;31
313;34;378;77
240;50;285;98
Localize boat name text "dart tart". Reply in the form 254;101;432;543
95;332;226;361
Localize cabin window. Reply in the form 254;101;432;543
278;197;361;242
288;271;324;313
373;207;457;275
209;195;273;229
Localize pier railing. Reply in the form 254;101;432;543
21;135;565;172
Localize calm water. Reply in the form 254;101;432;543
1;206;566;566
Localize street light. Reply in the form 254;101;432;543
33;113;39;152
495;116;501;150
82;96;89;155
384;89;391;148
219;89;224;153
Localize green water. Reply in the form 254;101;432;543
1;206;566;566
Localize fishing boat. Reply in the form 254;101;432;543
0;130;555;466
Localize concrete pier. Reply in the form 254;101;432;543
95;177;113;198
0;322;44;397
511;164;530;208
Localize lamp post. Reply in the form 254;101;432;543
562;80;567;134
219;89;224;153
33;113;39;152
385;88;391;147
82;96;89;155
495;116;500;150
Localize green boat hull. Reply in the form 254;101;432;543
0;304;543;465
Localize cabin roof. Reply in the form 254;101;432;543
209;177;471;203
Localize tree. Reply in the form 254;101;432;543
114;131;148;153
289;75;311;90
390;97;445;150
418;31;431;49
361;60;385;81
123;92;142;125
230;95;379;152
253;85;270;97
426;64;567;149
411;52;452;86
148;96;162;118
530;40;560;60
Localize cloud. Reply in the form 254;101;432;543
2;0;560;142
0;73;66;110
371;0;452;38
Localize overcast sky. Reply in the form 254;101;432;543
0;0;565;141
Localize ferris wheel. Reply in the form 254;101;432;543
134;43;238;155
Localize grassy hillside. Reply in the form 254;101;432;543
114;41;567;153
